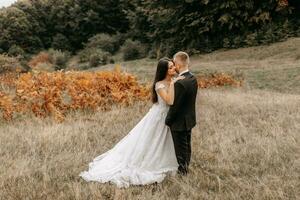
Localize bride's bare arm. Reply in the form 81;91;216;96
157;76;184;105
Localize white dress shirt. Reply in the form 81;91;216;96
179;69;190;76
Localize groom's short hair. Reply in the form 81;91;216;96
174;51;190;67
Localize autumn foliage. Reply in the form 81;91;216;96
198;73;243;88
0;69;242;122
0;68;150;122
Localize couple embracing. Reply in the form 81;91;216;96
79;51;198;188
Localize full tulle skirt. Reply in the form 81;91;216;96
79;104;179;188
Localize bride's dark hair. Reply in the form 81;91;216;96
152;57;173;103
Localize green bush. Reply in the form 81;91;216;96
121;39;147;61
86;33;124;54
51;34;72;51
78;48;93;63
8;45;25;57
89;50;111;68
48;49;70;70
78;47;113;66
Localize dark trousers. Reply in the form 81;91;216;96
170;130;191;175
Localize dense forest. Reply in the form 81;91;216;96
0;0;299;59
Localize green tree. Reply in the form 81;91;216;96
0;0;130;54
127;0;297;56
0;6;43;53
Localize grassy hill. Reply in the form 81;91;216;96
0;38;299;199
90;37;300;94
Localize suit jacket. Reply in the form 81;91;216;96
165;71;198;131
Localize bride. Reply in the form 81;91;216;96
79;58;184;188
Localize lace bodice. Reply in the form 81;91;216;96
155;82;169;107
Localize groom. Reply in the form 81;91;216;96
165;51;198;175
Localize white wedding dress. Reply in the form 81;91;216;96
79;82;178;188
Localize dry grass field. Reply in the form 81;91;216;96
1;38;300;199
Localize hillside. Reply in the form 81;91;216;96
91;37;300;94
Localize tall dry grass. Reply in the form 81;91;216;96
0;88;299;199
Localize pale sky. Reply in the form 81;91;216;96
0;0;17;8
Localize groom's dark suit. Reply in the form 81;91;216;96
165;71;198;175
